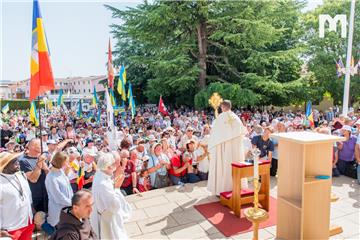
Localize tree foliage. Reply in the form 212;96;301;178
303;0;360;105
105;0;318;107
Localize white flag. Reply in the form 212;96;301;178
105;89;116;150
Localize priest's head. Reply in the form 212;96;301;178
221;100;232;112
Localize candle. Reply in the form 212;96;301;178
254;152;259;179
252;148;260;179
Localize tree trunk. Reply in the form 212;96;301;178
197;21;207;90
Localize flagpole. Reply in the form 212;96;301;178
37;96;44;153
342;0;356;116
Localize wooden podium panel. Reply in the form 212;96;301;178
272;132;343;240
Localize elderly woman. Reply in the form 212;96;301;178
147;142;171;189
90;152;131;240
45;152;73;233
335;125;358;176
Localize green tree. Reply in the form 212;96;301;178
303;0;360;105
107;0;310;107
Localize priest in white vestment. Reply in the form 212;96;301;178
207;100;248;196
90;153;132;239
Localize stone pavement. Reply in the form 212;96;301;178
125;176;360;240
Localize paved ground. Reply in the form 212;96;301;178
125;176;360;240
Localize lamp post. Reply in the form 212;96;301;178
342;0;356;116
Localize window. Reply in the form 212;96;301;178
83;89;85;93
89;89;91;93
88;81;90;84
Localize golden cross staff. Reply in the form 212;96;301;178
208;92;223;119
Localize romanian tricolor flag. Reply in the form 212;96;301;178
70;161;85;190
107;39;115;89
30;0;55;101
306;101;314;127
92;86;99;108
58;89;64;106
30;101;39;126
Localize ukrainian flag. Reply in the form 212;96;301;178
306;101;314;127
120;65;127;85
117;69;126;101
1;103;9;114
92;86;99;108
58;89;64;106
109;88;117;107
30;101;39;126
128;83;136;119
77;100;83;118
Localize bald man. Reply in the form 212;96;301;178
19;138;50;212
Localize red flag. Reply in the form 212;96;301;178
158;96;169;116
30;0;55;101
107;38;115;89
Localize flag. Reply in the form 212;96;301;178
351;56;358;76
70;161;84;190
117;68;126;101
92;86;99;108
47;99;53;111
1;103;9;114
119;65;127;85
30;101;39;126
128;83;136;119
105;89;115;129
77;100;83;118
30;0;55;101
306;101;314;127
58;89;64;106
107;38;115;89
127;82;131;99
109;88;116;107
336;58;346;78
158;96;169;116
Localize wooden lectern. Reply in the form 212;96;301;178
271;132;343;240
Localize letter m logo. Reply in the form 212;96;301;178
319;14;347;38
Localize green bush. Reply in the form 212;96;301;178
0;99;45;111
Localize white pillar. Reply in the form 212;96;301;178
342;0;356;116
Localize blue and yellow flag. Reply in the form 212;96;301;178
119;65;127;85
109;88;117;107
30;101;39;126
128;83;136;119
92;86;99;108
58;89;64;106
1;103;9;114
306;101;314;127
117;69;126;101
77;100;83;118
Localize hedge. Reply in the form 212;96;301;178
0;99;45;111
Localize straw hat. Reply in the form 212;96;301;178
0;151;23;173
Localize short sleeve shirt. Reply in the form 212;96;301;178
251;136;274;158
19;155;47;200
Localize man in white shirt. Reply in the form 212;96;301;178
0;151;34;239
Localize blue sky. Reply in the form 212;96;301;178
1;0;322;82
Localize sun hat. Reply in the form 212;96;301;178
0;151;23;173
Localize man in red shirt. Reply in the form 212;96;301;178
119;150;139;196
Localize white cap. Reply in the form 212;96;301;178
341;125;352;132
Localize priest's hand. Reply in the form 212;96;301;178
0;230;14;238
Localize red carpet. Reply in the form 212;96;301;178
194;197;277;237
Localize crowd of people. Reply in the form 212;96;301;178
0;104;360;239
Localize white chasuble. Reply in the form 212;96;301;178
207;111;248;196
